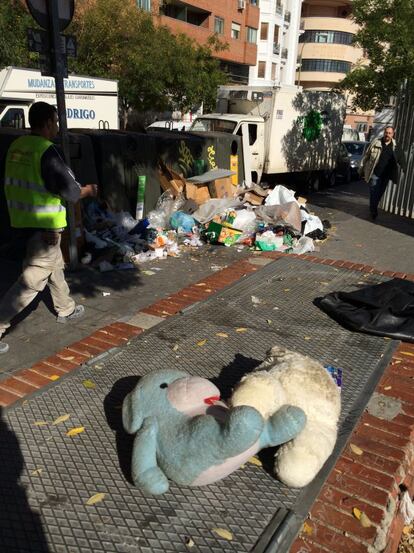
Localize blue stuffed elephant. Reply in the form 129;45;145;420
122;369;306;495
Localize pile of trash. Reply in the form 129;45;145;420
80;165;330;271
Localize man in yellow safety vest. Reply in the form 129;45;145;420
0;102;98;354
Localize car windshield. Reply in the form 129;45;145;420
344;142;366;156
190;118;237;133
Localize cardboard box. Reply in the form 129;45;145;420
243;191;264;206
208;176;235;199
185;181;211;205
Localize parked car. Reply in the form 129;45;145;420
342;140;369;180
334;142;352;183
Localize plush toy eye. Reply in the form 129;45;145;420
160;383;168;389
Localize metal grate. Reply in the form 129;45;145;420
1;257;396;553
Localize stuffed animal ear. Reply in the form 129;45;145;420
122;390;144;434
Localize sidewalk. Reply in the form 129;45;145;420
0;180;413;553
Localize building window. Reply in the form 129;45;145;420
271;63;277;80
137;0;151;11
231;22;241;39
258;61;266;78
260;22;268;40
214;16;224;34
250;0;259;5
247;27;257;43
301;59;351;73
299;30;354;45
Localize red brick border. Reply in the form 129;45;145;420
0;251;413;553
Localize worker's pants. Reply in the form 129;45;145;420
0;231;75;338
369;174;389;216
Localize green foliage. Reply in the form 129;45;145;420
71;0;226;121
339;0;414;110
0;0;38;69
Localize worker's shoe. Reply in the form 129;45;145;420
56;304;85;324
0;340;9;354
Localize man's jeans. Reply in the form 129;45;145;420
369;174;389;216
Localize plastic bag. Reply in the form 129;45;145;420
112;211;138;232
265;185;298;207
232;209;257;232
291;236;315;254
148;191;185;229
170;211;196;233
192;198;243;224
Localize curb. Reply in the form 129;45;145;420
1;251;414;553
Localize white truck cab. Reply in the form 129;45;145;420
0;67;119;130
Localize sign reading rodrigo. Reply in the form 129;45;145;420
27;77;95;89
67;108;96;120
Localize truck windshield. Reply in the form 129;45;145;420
190;118;237;133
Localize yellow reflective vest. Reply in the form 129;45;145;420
4;135;67;229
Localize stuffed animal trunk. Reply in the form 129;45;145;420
230;346;341;488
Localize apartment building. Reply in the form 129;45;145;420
297;0;373;133
138;0;260;84
249;0;303;87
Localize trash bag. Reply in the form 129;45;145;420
148;191;185;229
192;198;243;224
170;211;196;233
316;278;414;342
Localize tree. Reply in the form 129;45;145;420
339;0;414;110
71;0;226;127
0;0;38;69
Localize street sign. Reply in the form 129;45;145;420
27;27;49;54
26;0;74;31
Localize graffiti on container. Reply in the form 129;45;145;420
178;141;194;177
207;145;217;170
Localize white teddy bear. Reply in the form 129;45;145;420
230;345;341;488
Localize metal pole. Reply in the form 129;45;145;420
47;0;78;268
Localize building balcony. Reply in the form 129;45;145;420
301;16;357;34
281;47;288;59
275;3;283;15
284;11;291;24
299;43;363;64
273;43;281;55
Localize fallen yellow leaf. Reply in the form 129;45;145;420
60;356;75;361
236;328;247;333
82;380;96;389
266;319;272;325
49;375;60;381
350;443;363;455
172;344;179;351
66;426;85;437
302;522;313;535
401;351;414;357
304;336;311;341
384;386;392;391
197;339;207;347
31;468;43;476
353;507;362;519
216;332;228;338
86;492;106;506
248;456;262;467
360;513;372;528
34;421;48;427
195;283;206;287
284;289;290;292
403;525;411;535
212;528;233;541
52;414;70;425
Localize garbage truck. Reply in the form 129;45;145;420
190;84;346;189
0;66;119;130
